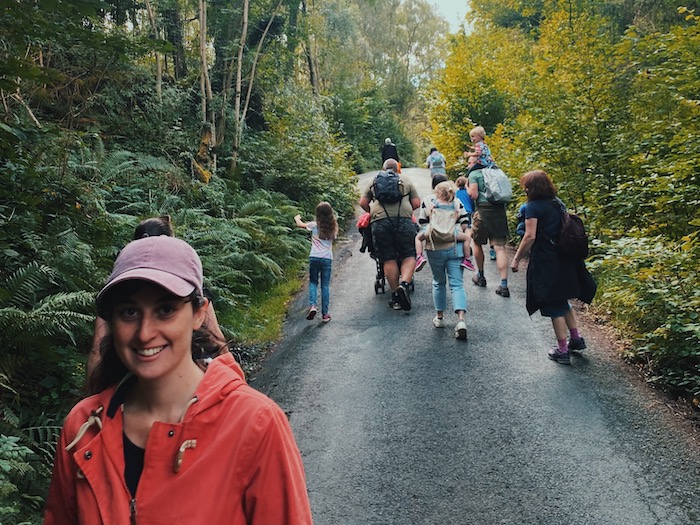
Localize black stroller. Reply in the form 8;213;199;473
358;214;416;295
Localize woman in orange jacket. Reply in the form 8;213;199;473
45;236;312;524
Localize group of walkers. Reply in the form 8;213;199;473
334;130;594;357
44;131;596;524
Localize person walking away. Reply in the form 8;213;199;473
87;215;227;379
45;236;312;524
464;125;496;174
381;137;400;165
359;158;421;311
510;169;596;365
414;176;472;274
295;201;338;323
464;126;499;263
467;157;511;296
455;176;476;271
417;181;470;339
414;174;448;272
426;147;447;179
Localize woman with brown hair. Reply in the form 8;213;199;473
46;236;312;523
87;216;227;378
510;170;596;365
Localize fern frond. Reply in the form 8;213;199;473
1;263;56;309
33;291;95;313
0;373;17;397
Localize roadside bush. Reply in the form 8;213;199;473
236;84;357;221
591;231;700;397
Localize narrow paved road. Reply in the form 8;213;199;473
252;168;700;525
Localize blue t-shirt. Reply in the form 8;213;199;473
455;188;474;214
474;141;495;168
523;198;563;240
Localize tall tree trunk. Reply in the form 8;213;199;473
164;7;188;79
230;0;249;176
197;0;216;181
228;0;285;176
301;0;319;94
144;0;162;101
241;1;284;126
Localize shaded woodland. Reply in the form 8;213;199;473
1;0;699;521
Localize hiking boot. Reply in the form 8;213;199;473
415;254;427;272
306;305;318;320
388;292;402;310
461;258;476;271
432;316;446;328
454;320;467;340
322;314;331;323
396;282;412;311
568;337;586;354
548;348;571;365
489;247;497;260
472;274;487;287
495;285;510;298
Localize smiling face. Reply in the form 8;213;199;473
110;282;207;383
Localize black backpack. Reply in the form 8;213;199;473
546;199;589;259
373;170;404;204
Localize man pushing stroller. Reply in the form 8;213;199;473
359;159;421;311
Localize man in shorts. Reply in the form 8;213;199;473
467;157;511;297
360;159;421;310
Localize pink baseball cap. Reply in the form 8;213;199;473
96;236;203;310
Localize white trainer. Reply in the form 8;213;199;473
454;320;467;340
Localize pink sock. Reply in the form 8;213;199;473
558;339;568;352
570;328;580;340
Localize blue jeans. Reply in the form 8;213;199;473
309;257;332;315
426;248;467;313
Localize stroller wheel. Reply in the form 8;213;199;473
374;280;385;294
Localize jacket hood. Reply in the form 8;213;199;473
104;352;247;420
186;353;247;416
65;353;248;453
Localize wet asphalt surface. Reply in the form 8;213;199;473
251;168;700;525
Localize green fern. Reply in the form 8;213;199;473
2;263;56;309
0;434;36;521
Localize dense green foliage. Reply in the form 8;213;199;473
1;0;451;520
3;0;700;520
426;1;700;400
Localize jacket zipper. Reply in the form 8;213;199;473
121;473;137;525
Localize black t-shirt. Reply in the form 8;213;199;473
523;198;563;240
381;144;399;162
123;432;145;497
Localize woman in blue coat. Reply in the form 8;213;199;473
510;170;596;365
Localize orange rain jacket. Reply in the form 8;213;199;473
44;353;312;524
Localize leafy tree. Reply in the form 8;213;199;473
612;15;700;239
430;1;700;399
424;25;531;174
